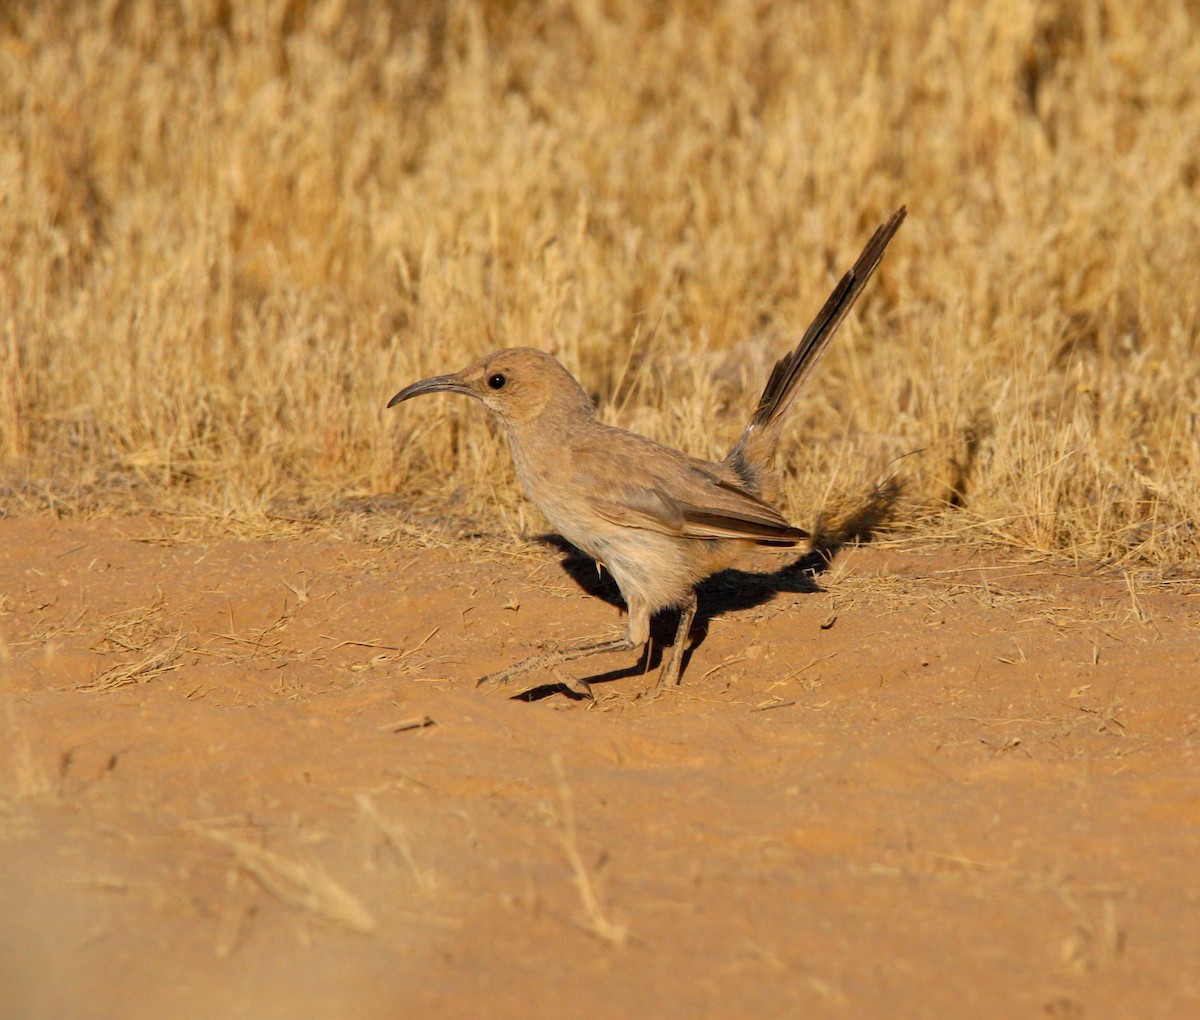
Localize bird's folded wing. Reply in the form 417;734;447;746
573;428;808;544
591;482;809;545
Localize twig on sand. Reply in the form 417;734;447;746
376;714;436;733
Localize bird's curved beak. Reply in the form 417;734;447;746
387;374;474;408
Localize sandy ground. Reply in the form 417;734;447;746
2;515;1199;1019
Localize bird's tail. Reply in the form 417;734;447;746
726;206;907;492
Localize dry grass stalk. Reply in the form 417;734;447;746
354;792;438;893
186;823;377;934
4;702;53;800
213;867;254;960
1059;889;1125;974
551;754;627;947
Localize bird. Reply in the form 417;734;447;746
389;207;906;695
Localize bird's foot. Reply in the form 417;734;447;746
550;665;594;700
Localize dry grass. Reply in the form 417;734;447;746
355;791;439;893
186;821;378;933
78;639;185;692
550;754;627;946
2;1;1198;566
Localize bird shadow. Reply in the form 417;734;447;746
512;477;903;700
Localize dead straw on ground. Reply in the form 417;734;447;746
185;821;378;933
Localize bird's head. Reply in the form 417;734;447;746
388;348;594;428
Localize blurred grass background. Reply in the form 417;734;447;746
2;0;1198;566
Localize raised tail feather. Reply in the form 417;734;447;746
728;206;907;486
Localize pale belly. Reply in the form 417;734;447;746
546;503;734;614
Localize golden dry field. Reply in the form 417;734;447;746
3;0;1199;562
3;3;1200;1018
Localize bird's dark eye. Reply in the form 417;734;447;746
487;372;507;390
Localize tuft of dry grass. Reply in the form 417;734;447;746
2;1;1199;567
78;640;185;692
355;792;438;893
185;822;377;933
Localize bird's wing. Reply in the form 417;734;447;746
579;438;809;545
592;484;807;544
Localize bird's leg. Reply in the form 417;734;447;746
657;590;698;688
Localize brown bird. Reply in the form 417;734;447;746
389;207;905;695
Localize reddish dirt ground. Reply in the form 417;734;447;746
2;516;1199;1018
